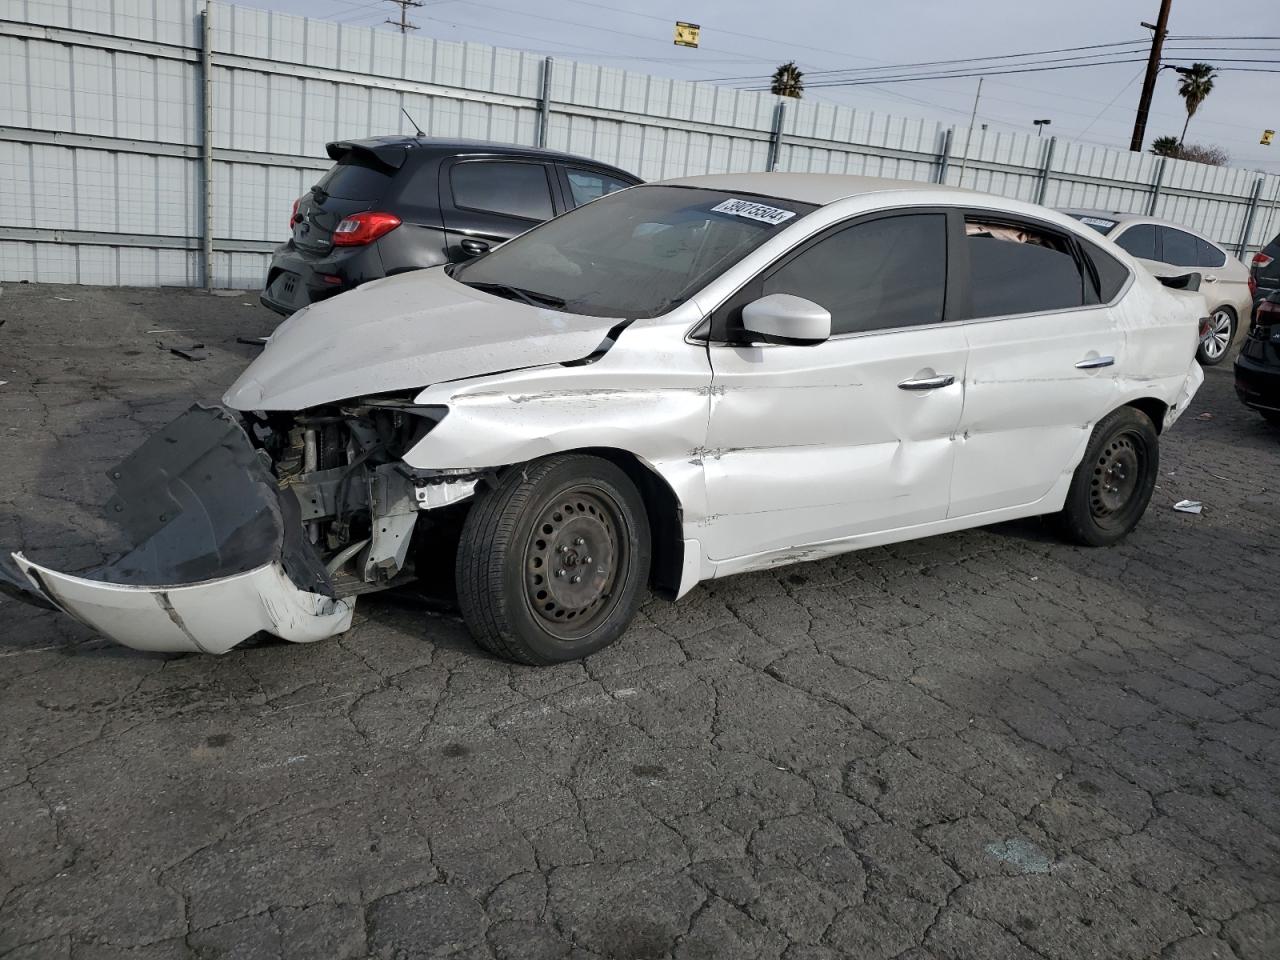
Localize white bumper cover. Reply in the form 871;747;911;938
11;554;354;655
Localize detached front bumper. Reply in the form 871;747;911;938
1;404;355;654
6;555;352;654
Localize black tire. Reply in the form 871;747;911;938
1056;406;1160;547
1196;306;1236;366
455;454;651;665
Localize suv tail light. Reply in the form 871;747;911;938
1252;252;1274;268
332;212;401;246
289;196;303;229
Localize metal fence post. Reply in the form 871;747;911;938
766;100;786;171
1146;156;1167;216
537;57;554;148
935;127;952;185
1035;136;1057;205
1235;176;1265;259
200;2;214;291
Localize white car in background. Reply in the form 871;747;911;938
1063;210;1253;366
4;175;1206;664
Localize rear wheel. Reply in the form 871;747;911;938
1196;307;1235;365
455;454;650;665
1056;407;1159;547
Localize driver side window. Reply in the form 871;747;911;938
761;214;947;335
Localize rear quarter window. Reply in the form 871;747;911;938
1196;238;1226;269
315;156;394;201
1079;241;1131;302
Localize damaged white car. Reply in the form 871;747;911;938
3;174;1207;664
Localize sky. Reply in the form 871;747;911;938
238;0;1279;173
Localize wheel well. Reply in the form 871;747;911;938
580;448;684;601
1125;397;1169;433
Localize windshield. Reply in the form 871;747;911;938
452;185;816;318
1066;213;1119;235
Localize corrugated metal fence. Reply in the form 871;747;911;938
2;0;1278;288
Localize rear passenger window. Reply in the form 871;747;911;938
761;214;946;335
965;218;1085;318
451;161;554;221
565;168;633;207
1113;224;1157;260
1196;238;1226;269
1161;228;1199;267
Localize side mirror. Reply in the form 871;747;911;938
741;294;831;345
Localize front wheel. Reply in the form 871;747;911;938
1056;407;1160;547
455;454;651;665
1196;307;1236;366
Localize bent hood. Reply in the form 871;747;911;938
225;268;620;411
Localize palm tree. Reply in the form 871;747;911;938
1150;135;1181;158
771;62;804;99
1176;63;1217;145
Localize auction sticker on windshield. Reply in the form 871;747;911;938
710;198;797;225
1080;216;1117;229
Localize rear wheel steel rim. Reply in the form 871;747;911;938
523;487;624;641
1202;310;1232;359
1090;432;1141;520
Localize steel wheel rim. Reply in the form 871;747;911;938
1202;310;1232;359
1089;432;1141;519
523;487;625;640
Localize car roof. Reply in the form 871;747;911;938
326;136;637;179
1060;208;1221;238
658;173;960;206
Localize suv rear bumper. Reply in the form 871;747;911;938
260;241;386;316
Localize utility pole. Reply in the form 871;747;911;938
1129;0;1173;152
955;77;983;185
384;0;423;33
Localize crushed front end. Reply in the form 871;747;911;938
2;399;478;654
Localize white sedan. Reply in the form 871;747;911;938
4;174;1206;664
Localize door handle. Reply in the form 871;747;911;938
1075;355;1115;369
460;238;490;256
1203;275;1218;283
897;374;956;390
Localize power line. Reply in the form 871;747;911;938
745;57;1153;90
710;38;1153;83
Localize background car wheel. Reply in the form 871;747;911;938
455;454;651;665
1056;406;1160;547
1196;307;1236;366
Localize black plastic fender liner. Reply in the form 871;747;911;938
6;403;334;609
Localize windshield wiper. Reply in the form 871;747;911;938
463;281;566;309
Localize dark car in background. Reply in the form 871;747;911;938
261;138;641;316
1235;291;1280;427
1250;231;1280;313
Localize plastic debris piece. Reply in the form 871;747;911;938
236;336;269;347
52;296;76;302
1194;412;1214;421
168;343;209;362
1173;500;1203;514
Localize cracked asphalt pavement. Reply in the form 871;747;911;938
1;282;1278;960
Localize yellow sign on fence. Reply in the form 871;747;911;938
1262;129;1275;146
674;22;700;48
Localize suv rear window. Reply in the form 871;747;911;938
315;155;394;201
451;161;554;221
